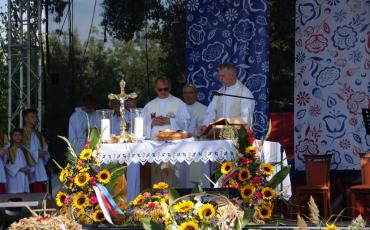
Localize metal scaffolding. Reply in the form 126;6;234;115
7;0;43;132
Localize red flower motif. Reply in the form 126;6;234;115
305;34;328;53
90;176;96;185
252;176;261;185
90;196;98;204
148;202;156;209
247;129;255;144
255;190;262;199
346;92;369;115
296;91;310;106
242;158;250;165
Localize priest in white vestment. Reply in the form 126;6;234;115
5;128;35;194
182;84;210;188
143;76;190;187
68;95;100;154
22;109;50;193
109;96;140;203
200;63;255;133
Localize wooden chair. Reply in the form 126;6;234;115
295;154;333;219
350;152;370;219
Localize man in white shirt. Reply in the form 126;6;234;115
200;63;255;133
143;76;190;187
68;95;100;154
182;84;210;188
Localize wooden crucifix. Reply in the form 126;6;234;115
108;79;138;142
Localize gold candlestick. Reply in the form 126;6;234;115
108;79;137;142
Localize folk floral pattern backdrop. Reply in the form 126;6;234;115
294;0;370;170
185;0;270;138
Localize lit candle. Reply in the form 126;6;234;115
101;118;111;142
134;117;144;138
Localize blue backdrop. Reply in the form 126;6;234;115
185;0;270;138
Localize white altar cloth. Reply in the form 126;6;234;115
99;138;237;165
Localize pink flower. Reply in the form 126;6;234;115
90;177;96;185
148;202;156;209
230;183;238;189
252;176;261;185
64;197;70;204
242;158;250;164
143;192;151;199
90;196;98;204
305;34;328;53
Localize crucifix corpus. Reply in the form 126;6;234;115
108;79;138;142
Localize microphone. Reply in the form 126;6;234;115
211;91;257;101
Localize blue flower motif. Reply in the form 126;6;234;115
187;0;199;12
225;8;238;22
201;42;224;62
348;50;363;63
222;30;230;38
297;0;321;26
315;66;340;88
333;9;346;23
323;111;347;139
327;0;340;6
188;24;205;45
233;19;255;43
332;25;358;50
295;52;306;63
246;74;267;93
189;50;201;63
253;111;268;138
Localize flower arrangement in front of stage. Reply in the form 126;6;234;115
216;126;290;223
54;134;113;225
126;182;172;227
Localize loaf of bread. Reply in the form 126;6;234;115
156;130;191;141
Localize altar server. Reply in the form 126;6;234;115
110;94;140;203
68;95;100;154
0;130;9;194
200;63;255;133
182;84;210;188
143;76;190;187
22;108;50;193
5;128;35;194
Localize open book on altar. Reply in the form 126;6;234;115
201;117;247;139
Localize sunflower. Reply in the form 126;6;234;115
153;182;169;190
74;172;90;187
325;224;338;230
59;169;70;183
132;194;144;206
220;162;233;175
179;220;198;230
93;209;105;223
80;148;93;161
260;163;274;176
55;192;68;207
261;187;276;200
245;146;257;155
73;193;89;209
238;168;251;181
198;203;216;221
257;205;272;219
96;169;111;184
240;185;255;201
174;200;194;213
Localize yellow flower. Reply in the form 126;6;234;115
73;193;89;209
198;203;216;221
238;168;251;181
257;205;272;219
96;169;111;184
55;192;68;207
325;224;338;230
80;148;93;161
180;220;198;230
74;172;90;187
153;182;169;190
260;163;274;176
93;209;105;223
240;185;255;201
245;146;257;155
220;162;233;175
132;194;144;206
76;208;85;217
174;200;194;213
59;169;70;183
151;209;163;222
261;187;276;200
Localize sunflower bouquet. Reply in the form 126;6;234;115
55;136;112;225
126;182;171;227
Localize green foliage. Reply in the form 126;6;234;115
191;182;203;194
168;188;180;205
267;165;291;189
88;127;100;151
234;208;254;229
140;217;164;230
